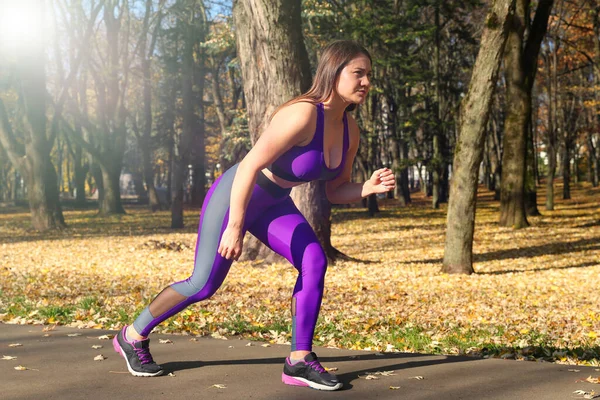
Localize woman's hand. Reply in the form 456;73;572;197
367;167;396;194
218;225;244;260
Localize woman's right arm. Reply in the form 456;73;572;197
217;102;316;260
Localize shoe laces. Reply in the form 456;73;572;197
134;346;155;365
306;359;326;374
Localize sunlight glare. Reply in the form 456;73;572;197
0;1;45;56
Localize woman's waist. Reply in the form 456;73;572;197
260;168;305;189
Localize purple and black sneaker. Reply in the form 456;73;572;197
282;352;342;391
113;326;163;377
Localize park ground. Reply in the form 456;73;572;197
1;182;599;366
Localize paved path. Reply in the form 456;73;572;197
1;323;599;399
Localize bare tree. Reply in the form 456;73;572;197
442;0;515;274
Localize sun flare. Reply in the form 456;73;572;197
0;1;45;56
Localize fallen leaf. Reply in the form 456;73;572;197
586;376;600;384
67;333;82;337
97;335;112;340
261;343;271;347
410;376;424;380
168;372;176;377
211;384;227;389
92;345;103;349
389;386;401;390
573;390;600;399
8;343;22;347
159;339;173;344
2;355;17;360
211;332;227;340
13;365;38;371
325;367;338;372
365;375;379;380
245;343;253;347
569;369;581;372
94;354;106;361
42;325;57;332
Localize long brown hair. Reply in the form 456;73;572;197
271;40;371;120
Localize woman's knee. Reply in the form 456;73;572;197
172;277;220;303
299;243;328;285
186;284;219;303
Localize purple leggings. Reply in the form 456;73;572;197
133;164;327;351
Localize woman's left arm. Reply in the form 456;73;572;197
326;115;396;204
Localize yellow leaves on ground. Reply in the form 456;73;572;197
13;365;38;371
0;183;599;364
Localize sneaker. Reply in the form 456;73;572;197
112;326;163;377
282;352;342;391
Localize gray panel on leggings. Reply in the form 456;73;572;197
132;307;154;335
171;164;237;296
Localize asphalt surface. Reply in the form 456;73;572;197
1;323;599;400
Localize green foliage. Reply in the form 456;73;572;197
78;296;100;311
220;109;251;163
300;0;482;173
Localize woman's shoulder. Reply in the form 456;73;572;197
274;101;318;120
271;101;319;132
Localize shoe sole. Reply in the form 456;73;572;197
112;335;163;377
282;373;343;391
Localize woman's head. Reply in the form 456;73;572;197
310;40;372;108
276;40;372;114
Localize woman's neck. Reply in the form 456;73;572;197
322;94;349;121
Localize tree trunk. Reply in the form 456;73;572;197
500;0;553;225
545;48;556;210
591;5;600;188
170;153;185;228
563;137;572;200
526;112;541;216
99;161;125;215
139;0;164;212
0;1;65;231
171;7;198;228
398;138;411;205
442;0;514;274
432;5;443;209
490;110;503;200
191;29;208;208
588;133;599;187
234;0;342;262
499;0;530;229
73;143;88;207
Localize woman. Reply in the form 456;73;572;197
113;40;395;391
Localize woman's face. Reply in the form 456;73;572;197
335;54;372;104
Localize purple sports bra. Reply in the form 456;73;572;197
268;103;349;182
